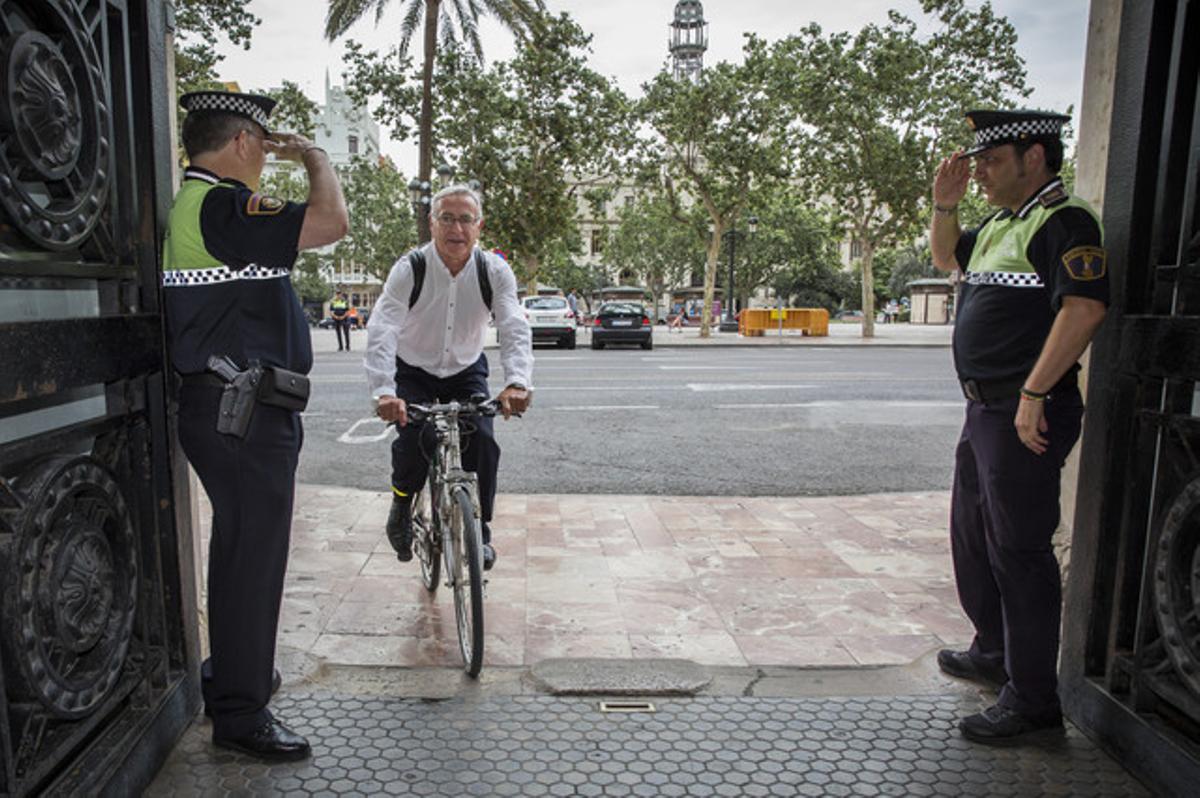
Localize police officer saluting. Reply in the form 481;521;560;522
931;110;1108;744
163;91;348;759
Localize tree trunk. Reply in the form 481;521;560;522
860;240;876;339
700;223;722;338
524;254;540;299
416;0;440;244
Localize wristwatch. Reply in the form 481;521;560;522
506;383;528;392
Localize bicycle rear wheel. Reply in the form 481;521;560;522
447;485;485;677
412;481;439;592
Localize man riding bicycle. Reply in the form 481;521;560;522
364;184;532;570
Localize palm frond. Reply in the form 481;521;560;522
451;0;484;62
397;0;424;59
325;0;382;39
439;7;457;53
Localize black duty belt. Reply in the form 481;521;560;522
178;372;226;388
959;373;1077;405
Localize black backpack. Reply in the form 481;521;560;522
407;249;493;311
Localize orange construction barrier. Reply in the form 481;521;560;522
738;308;829;336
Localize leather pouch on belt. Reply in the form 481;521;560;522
258;367;310;412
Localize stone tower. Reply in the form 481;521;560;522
669;0;708;82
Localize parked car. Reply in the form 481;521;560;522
522;295;577;349
833;309;865;322
317;317;336;329
591;302;652;350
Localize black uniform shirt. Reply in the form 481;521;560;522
952;179;1109;383
162;167;312;375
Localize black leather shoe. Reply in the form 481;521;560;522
387;496;413;561
959;703;1064;745
937;649;1008;689
213;719;312;761
204;668;282;718
482;543;496;571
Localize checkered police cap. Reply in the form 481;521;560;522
179;91;277;133
963;109;1069;157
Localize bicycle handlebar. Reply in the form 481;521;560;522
406;397;502;424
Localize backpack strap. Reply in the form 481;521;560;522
475;249;493;311
408;248;492;311
407;249;426;309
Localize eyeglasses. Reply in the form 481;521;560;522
434;213;481;227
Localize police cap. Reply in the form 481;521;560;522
179;90;277;134
963;109;1069;157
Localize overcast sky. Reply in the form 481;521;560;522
209;0;1091;165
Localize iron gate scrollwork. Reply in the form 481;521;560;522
0;0;198;795
0;0;111;252
2;456;138;721
1062;0;1200;795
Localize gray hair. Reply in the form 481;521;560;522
430;184;484;218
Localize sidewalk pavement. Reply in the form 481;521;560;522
198;486;971;672
311;320;954;354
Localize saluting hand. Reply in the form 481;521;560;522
1014;398;1049;455
265;132;319;163
933;150;971;208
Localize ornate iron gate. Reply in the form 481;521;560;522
0;0;198;794
1062;1;1200;795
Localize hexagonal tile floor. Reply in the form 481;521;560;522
148;692;1149;796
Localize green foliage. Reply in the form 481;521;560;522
291;251;332;305
637;40;795;335
603;193;707;316
174;0;260;94
771;0;1029;335
875;244;938;300
326;0;545;242
432;14;633;290
734;188;841;305
261;81;320;139
332;157;418;281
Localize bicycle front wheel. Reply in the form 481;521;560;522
447;485;485;677
412;481;439;592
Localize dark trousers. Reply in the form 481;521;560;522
390;353;499;540
334;318;351;350
177;385;303;737
950;389;1083;716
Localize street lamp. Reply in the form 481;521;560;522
718;215;757;333
409;164;463;241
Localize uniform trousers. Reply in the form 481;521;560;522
177;384;303;737
950;387;1082;716
390;353;499;541
334;318;351;350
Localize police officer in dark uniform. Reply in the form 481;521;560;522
163;91;348;760
331;289;351;350
930;109;1108;744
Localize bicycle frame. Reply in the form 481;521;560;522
425;403;482;580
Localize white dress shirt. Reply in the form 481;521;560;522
364;243;533;398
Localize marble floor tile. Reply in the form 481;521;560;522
525;633;632;660
629;633;747;666
733;634;857;667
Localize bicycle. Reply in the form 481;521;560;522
405;394;499;677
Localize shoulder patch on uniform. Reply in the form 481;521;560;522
1062;245;1106;281
246;193;285;216
1039;185;1069;208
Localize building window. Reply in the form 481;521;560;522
624;195;634;208
348;135;359;155
590;228;604;256
850;238;863;259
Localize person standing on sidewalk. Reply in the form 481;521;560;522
364;184;532;571
331;290;351;350
164;90;348;761
930;109;1108;745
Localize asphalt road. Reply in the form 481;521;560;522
299;345;965;496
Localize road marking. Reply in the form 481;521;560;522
338;417;395;444
688;383;815;392
657;366;758;371
550;405;660;411
714;400;963;409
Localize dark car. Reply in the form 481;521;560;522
317;317;336;329
591;302;652;350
